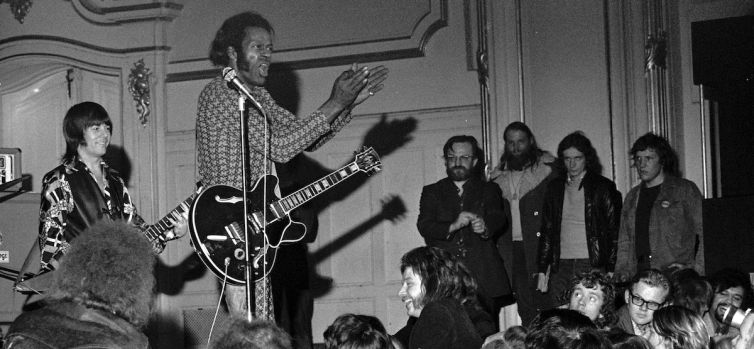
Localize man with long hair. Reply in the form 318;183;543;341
395;246;495;349
704;268;754;342
537;131;621;307
490;121;556;325
614;133;704;280
417;135;511;323
649;305;710;349
5;220;157;348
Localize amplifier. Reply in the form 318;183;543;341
0;148;21;185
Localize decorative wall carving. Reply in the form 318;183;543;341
1;0;32;23
644;0;672;140
128;58;151;126
166;0;448;81
69;0;182;24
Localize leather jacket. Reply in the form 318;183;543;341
537;171;622;273
4;301;149;349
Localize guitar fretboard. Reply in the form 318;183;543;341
143;200;191;243
273;162;361;215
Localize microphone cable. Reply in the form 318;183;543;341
206;257;231;349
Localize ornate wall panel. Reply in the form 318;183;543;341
167;0;448;79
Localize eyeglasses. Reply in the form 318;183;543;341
628;291;664;310
444;155;474;163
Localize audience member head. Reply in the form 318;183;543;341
209;11;273;67
211;317;291;349
323;313;393;349
649;305;709;349
603;329;653;349
564;271;615;327
482;325;527;349
624;269;670;329
525;308;598;349
46;220;155;328
442;135;483;181
62;101;112;163
500;121;544;171
556;131;603;177
629;133;680;181
398;246;478;318
708;268;754;331
665;267;712;316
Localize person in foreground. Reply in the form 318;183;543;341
323;313;394;349
648;305;710;349
563;271;615;328
395;246;493;349
704;268;754;343
211;317;292;349
4;220;157;349
524;308;611;349
613;269;670;338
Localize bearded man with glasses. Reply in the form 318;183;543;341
417;135;512;326
614;269;670;337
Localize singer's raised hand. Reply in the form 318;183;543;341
318;65;369;122
353;64;389;106
330;65;370;106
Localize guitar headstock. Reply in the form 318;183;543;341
354;147;382;176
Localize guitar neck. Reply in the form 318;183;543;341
274;161;361;214
143;198;191;243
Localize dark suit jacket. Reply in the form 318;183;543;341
417;177;511;297
613;305;635;335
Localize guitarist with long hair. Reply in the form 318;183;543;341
38;102;188;273
196;11;388;322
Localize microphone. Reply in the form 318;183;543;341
222;67;264;112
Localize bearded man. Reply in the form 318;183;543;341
417;135;511;326
490;122;556;326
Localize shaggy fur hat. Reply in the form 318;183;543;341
47;219;156;327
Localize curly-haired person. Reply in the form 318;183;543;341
5;220;158;348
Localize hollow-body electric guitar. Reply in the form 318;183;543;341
189;147;381;284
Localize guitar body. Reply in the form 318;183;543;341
189;147;381;285
189;176;306;285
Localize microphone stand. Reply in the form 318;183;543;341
226;68;271;322
235;95;255;322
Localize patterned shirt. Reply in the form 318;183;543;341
195;76;353;319
38;158;161;272
196;76;353;187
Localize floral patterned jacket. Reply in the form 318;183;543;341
38;157;160;272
